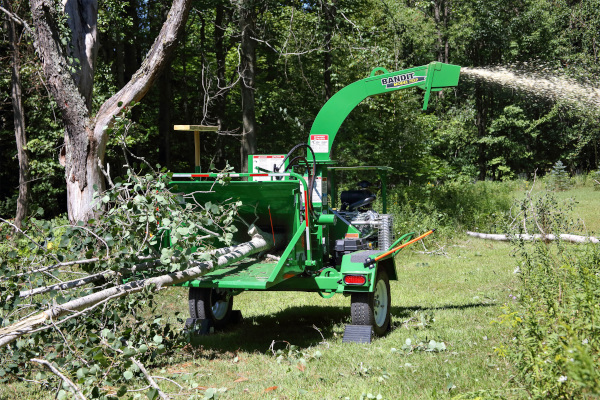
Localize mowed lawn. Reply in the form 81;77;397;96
142;238;519;400
2;239;518;400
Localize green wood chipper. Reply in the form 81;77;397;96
169;62;461;343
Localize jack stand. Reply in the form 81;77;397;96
342;325;373;344
231;310;243;324
184;318;213;335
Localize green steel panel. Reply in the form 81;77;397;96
181;261;279;290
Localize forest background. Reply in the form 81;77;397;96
1;0;600;220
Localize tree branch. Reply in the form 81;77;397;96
0;5;33;35
94;0;193;158
130;358;170;400
30;358;87;400
0;226;275;348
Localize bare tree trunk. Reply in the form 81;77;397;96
213;3;232;164
62;0;98;110
433;0;449;100
159;65;173;169
239;0;257;172
466;231;600;244
5;0;29;229
31;0;101;222
322;0;337;101
433;0;449;64
30;0;192;222
214;3;227;128
475;80;488;180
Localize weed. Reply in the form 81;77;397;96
394;337;447;354
502;191;600;398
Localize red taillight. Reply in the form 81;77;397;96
344;275;367;286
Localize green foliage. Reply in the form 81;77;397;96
388;179;514;238
545;160;572;191
0;165;240;398
593;170;600;191
500;192;600;398
4;0;600;220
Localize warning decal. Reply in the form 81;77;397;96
310;135;329;153
252;154;284;181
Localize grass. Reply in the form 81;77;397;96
141;239;519;399
513;178;600;234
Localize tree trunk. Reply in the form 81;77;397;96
124;0;139;83
466;231;600;244
239;0;257;172
213;3;232;165
475;80;488;180
5;0;29;229
62;0;99;111
322;0;337;101
31;0;101;222
30;0;192;223
433;0;449;64
159;64;173;169
433;0;449;100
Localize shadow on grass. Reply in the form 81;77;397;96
397;302;498;313
188;305;348;353
186;302;497;354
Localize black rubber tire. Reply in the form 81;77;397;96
188;287;233;329
350;268;391;336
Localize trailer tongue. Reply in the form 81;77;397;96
169;62;461;342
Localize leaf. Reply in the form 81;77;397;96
297;362;306;372
124;370;134;380
117;386;128;396
76;367;88;379
264;386;278;392
122;347;136;358
233;377;248;383
153;335;163;344
147;388;159;400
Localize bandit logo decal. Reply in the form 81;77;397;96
381;72;426;89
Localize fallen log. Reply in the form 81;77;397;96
466;231;599;244
0;225;275;348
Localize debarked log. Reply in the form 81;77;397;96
466;231;599;244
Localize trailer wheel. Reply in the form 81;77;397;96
350;269;390;336
188;287;233;329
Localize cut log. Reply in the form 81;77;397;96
0;226;275;348
466;231;599;244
